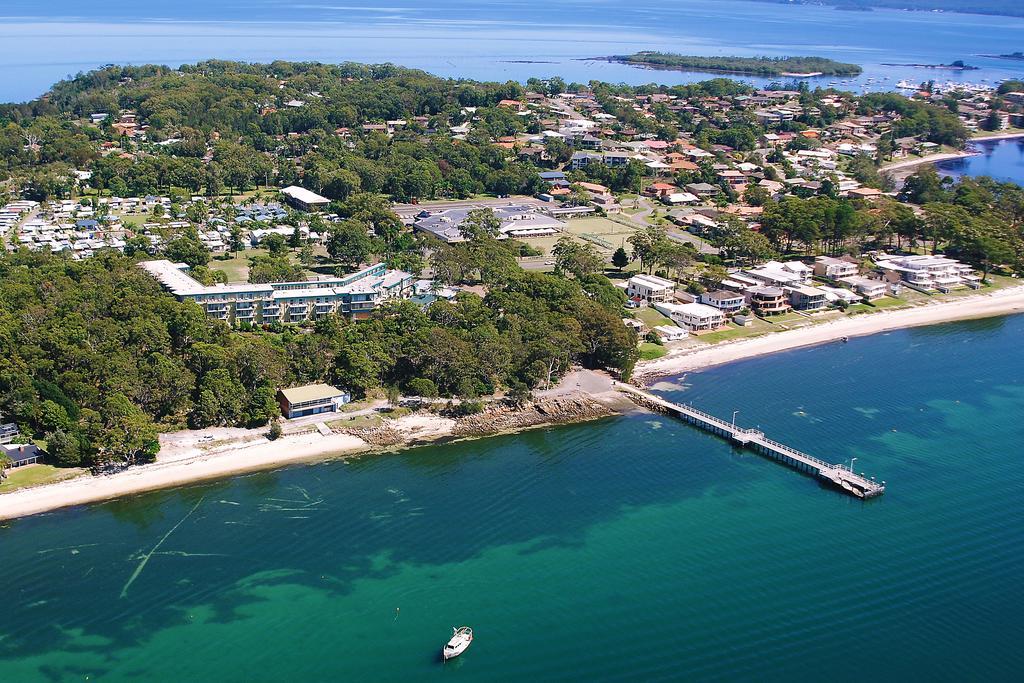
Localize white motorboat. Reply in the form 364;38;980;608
442;626;473;660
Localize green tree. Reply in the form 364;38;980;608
326;220;374;269
612;246;629;271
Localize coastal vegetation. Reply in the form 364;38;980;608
0;242;636;470
0;59;1021;478
608;52;863;76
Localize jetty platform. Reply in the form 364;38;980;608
618;384;885;499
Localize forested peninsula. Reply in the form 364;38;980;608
606;52;863;77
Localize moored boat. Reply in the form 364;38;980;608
442;626;473;660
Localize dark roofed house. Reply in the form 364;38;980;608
1;443;43;469
685;182;719;197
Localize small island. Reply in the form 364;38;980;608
983;51;1024;61
601;52;863;77
881;60;978;70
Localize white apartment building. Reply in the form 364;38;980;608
874;254;980;292
141;260;413;324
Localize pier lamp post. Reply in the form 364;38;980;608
731;410;739;428
850;457;857;473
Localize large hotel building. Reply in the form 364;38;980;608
140;259;414;324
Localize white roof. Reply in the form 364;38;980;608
281;185;329;205
629;274;675;290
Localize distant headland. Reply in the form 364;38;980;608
981;52;1024;61
596;52;863;77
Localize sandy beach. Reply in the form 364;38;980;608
634;284;1024;380
880;150;978;175
4;288;1024;522
0;388;623;522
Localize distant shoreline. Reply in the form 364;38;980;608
879;133;1024;177
634;285;1024;382
590;54;861;78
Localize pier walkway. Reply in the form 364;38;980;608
618;384;885;498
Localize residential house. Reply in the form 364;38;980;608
838;276;888;300
627;274;675;304
652;302;725;332
786;284;828;311
874;254;980;292
749;286;790;316
699;290;745;314
653;325;689;342
814;256;858;280
277;384;351;419
1;443;43;468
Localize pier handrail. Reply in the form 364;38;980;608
618;384;884;497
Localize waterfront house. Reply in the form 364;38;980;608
839;276;889;300
1;443;43;468
653;325;689;342
744;261;812;287
814;255;858;280
699;290;745;314
277;384;351;420
653;302;725;332
749;286;790;316
627;274;675;304
785;285;828;311
873;254;980;292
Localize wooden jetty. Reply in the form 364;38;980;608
618;384;885;499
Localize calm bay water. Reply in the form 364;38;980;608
2;315;1024;681
3;1;1024;102
937;138;1024;184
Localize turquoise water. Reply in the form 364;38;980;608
3;315;1024;681
3;0;1024;101
937;138;1024;185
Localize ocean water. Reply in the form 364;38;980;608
937;138;1024;185
3;315;1024;681
2;0;1024;102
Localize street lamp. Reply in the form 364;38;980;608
731;410;739;428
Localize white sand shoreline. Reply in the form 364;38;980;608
0;392;623;522
4;288;1024;521
634;285;1024;380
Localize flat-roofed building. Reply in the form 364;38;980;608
627;274;675;304
839;276;888;300
653;301;725;332
699;290;745;314
874;254;979;292
814;255;858;280
277;384;351;419
786;284;828;311
140;260;413;323
413;205;564;243
280;185;330;212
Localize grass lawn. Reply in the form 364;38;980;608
328;407;410;429
0;464;85;493
212;248;264;282
697;319;774;344
638;342;668;360
635;307;674;328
